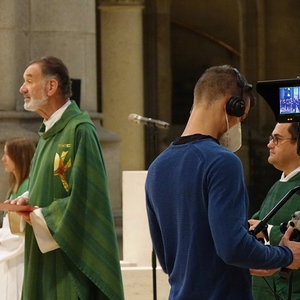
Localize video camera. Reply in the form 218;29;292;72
257;77;300;157
257;77;300;123
280;211;300;242
279;211;300;279
253;78;300;290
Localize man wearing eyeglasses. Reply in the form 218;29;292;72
249;122;300;300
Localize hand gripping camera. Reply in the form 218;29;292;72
279;211;300;279
280;211;300;242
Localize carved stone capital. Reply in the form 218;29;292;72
98;0;145;7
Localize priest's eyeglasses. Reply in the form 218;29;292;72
268;135;296;146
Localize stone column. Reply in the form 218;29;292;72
237;0;286;215
0;2;40;201
0;1;121;218
143;0;172;166
99;0;145;172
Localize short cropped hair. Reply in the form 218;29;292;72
28;56;72;99
288;122;299;141
193;65;255;108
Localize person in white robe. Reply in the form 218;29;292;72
0;138;35;300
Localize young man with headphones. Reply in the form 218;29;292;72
145;65;300;299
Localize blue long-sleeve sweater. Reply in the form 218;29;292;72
145;135;292;300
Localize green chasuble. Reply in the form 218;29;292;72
22;101;124;300
252;172;300;300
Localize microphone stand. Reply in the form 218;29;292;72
146;123;159;300
249;185;300;237
129;113;169;300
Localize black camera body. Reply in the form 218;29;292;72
279;211;300;279
257;78;300;123
280;211;300;241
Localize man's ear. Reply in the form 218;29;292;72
47;79;59;96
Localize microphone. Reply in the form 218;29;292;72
128;113;170;129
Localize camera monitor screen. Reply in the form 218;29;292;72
279;86;300;116
257;78;300;122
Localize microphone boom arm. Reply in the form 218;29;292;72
250;185;300;236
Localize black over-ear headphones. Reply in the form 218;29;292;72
226;68;251;117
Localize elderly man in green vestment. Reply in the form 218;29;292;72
6;56;124;300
